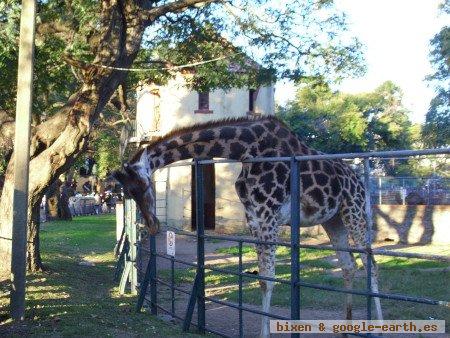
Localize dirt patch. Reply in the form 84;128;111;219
139;232;265;272
154;289;447;338
154;291;366;338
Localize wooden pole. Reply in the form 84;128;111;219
10;0;36;321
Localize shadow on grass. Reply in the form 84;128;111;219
0;215;202;337
157;244;449;328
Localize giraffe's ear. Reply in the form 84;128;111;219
112;170;129;186
124;164;139;179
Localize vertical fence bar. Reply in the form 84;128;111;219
195;160;206;333
238;241;243;338
290;157;301;338
136;239;152;312
149;233;157;315
378;177;382;205
363;158;373;322
171;258;175;315
119;199;132;295
150;179;158;315
130;200;137;294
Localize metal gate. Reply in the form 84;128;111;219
125;148;449;337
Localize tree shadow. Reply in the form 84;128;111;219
0;257;132;336
419;204;435;244
373;205;435;245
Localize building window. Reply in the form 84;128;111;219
248;88;260;115
195;91;213;114
199;91;209;109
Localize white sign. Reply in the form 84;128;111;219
115;202;124;241
166;231;176;256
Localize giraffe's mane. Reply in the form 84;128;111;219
130;115;285;163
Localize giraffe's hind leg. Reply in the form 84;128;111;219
349;230;383;320
247;215;277;338
256;242;276;338
323;216;357;320
341;205;383;320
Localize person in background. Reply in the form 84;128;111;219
82;180;92;194
68;195;77;217
94;190;102;214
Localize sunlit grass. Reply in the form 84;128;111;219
4;214;446;335
160;241;449;328
0;215;202;337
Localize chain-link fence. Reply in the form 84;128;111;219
369;176;450;205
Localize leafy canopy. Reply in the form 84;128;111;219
422;0;450;147
0;0;365;118
277;80;416;153
0;0;367;179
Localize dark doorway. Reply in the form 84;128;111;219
191;163;216;230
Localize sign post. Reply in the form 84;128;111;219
166;231;175;257
10;0;37;321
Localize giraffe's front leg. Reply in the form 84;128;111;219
256;243;276;338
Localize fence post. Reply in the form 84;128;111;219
119;199;138;295
135;241;148;312
378;177;382;205
135;181;157;315
182;273;201;332
171;258;175;315
363;158;374;321
238;241;243;338
290;157;301;338
195;159;206;333
149;233;157;315
130;200;137;294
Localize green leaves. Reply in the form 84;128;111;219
423;89;450;148
0;0;368;177
91;131;121;179
423;1;449;147
277;80;415;154
0;0;366;115
139;0;364;90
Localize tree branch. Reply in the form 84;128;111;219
146;0;221;20
0;110;15;156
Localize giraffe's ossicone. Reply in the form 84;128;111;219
113;115;383;337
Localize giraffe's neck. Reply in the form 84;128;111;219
131;116;314;171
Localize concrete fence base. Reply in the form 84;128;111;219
174;205;450;245
372;205;449;245
295;205;450;245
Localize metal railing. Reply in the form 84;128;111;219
132;148;450;337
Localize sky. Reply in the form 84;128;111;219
275;0;448;124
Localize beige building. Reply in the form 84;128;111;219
133;73;275;232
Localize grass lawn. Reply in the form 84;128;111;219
0;215;201;337
161;243;450;328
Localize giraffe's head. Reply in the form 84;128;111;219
113;150;160;235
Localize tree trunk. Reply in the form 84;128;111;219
47;195;59;218
27;199;43;272
0;162;15;269
0;7;142;272
46;179;62;219
0;0;213;273
59;183;73;220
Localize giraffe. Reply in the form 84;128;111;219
113;115;383;337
